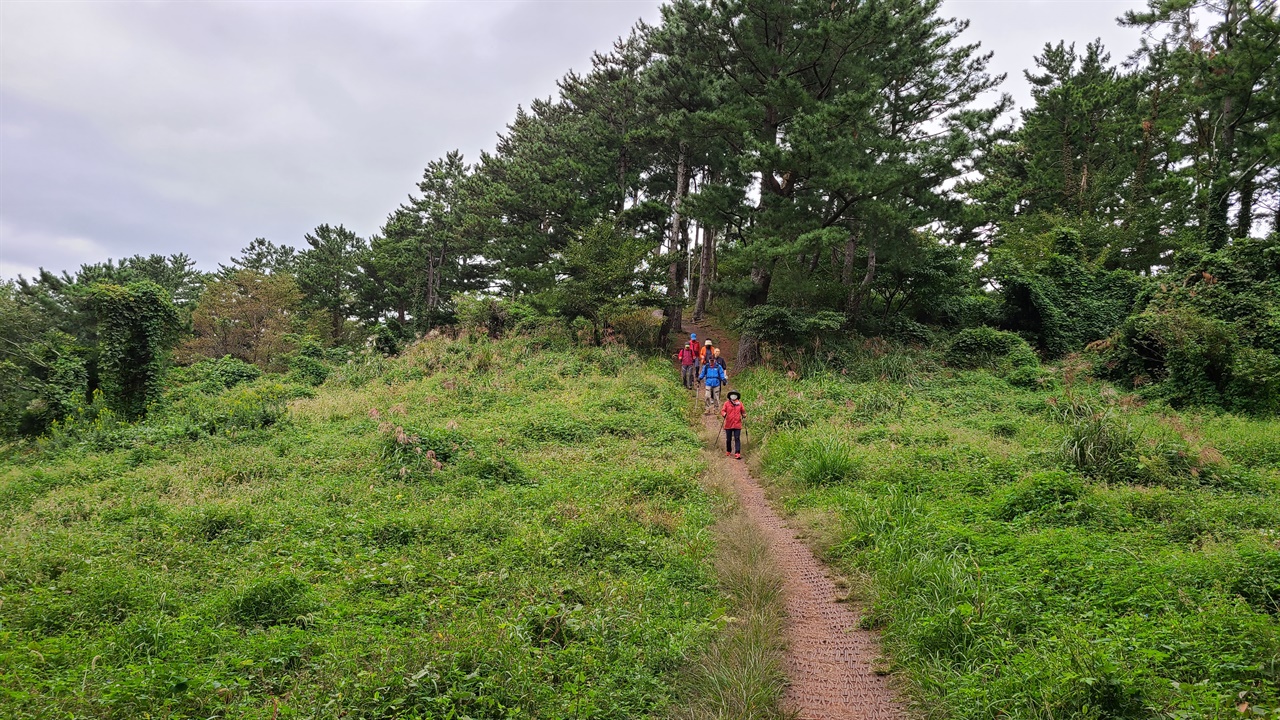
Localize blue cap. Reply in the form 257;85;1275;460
691;333;697;339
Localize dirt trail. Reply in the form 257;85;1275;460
685;320;905;719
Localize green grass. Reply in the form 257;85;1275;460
738;358;1280;720
0;336;726;718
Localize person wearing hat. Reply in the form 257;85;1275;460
721;390;746;459
675;341;697;389
697;338;714;383
699;351;727;414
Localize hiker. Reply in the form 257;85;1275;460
675;343;697;389
699;353;726;414
711;347;727;373
698;339;714;381
721;390;746;459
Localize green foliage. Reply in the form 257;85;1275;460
454;294;540;339
227;574;318;627
1098;236;1280;414
735;306;845;348
609;309;663;350
0;336;716;718
167;355;262;393
740;362;1280;719
794;437;863;487
167;381;294;436
945;326;1040;372
296;223;366;341
87;281;182;420
995;251;1145;358
997;471;1086;520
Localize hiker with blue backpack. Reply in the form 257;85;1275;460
699;351;727;415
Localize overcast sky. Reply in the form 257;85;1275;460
0;0;1148;281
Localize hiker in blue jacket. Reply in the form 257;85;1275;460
699;352;727;415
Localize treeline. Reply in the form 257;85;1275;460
3;0;1278;436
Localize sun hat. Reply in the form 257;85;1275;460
727;391;740;401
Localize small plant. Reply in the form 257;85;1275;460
795;437;862;486
228;574;317;627
996;471;1086;519
1053;395;1139;481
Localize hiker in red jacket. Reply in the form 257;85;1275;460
721;390;746;459
675;344;696;389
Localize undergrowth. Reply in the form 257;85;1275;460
0;336;721;719
738;346;1280;720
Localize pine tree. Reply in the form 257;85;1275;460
296;224;365;341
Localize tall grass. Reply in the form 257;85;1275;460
738;364;1280;720
0;334;722;719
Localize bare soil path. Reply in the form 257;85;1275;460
685;319;906;719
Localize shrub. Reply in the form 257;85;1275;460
997;471;1086;519
1231;547;1280;615
1006;364;1051;389
994;247;1145;358
1227;347;1280;416
169;381;292;435
455;294;538;339
794;437;862;486
609;309;662;349
42;391;134;452
456;455;530;485
288;354;330;387
1056;399;1138;481
735;305;846;348
945;326;1038;371
1096;235;1280;414
228;574;318;627
1101;306;1237;408
168;355;262;393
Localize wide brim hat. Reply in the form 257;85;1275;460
727;391;741;401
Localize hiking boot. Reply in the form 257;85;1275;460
734;453;742;460
725;451;732;457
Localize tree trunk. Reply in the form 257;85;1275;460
660;142;690;345
330;308;344;341
735;262;773;368
841;232;858;285
693;225;715;321
846;239;877;325
1236;173;1255;239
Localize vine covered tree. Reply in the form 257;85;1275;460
86;281;181;419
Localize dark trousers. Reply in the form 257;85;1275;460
725;428;741;454
681;365;695;388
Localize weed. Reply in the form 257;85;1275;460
795;437;863;486
739;359;1280;719
228;574;318;627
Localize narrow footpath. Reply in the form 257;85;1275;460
686;319;905;719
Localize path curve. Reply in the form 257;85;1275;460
686;319;906;719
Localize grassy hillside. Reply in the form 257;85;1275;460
0;337;722;718
738;350;1280;720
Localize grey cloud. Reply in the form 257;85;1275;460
1;0;1144;280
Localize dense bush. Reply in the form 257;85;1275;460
735;305;845;348
1097;236;1280;414
609;309;662;349
228;574;318;627
945;326;1040;372
994;242;1146;358
168;355;262;393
